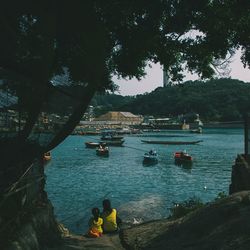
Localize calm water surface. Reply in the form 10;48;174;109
45;128;243;233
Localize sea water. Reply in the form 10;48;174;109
45;128;243;233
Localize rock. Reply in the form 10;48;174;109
49;234;124;250
120;191;250;250
230;155;250;194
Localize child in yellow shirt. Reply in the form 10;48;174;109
88;207;103;237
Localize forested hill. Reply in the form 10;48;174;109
92;78;250;121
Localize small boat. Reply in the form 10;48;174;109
101;131;123;141
143;150;158;164
101;135;124;140
43;152;51;162
96;146;109;156
174;151;193;165
100;140;125;146
85;142;106;148
190;127;202;134
141;140;203;145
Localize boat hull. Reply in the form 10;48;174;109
143;153;158;165
100;140;125;146
101;136;124;141
174;152;193;166
85;142;106;148
96;149;109;156
141;140;202;145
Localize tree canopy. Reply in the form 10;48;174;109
1;0;249;151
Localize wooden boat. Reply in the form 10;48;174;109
100;140;125;146
143;150;158;164
96;146;109;156
141;140;203;145
85;142;106;148
174;151;193;165
43;152;51;162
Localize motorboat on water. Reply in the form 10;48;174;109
174;151;193;165
143;150;158;164
100;140;125;146
100;131;124;141
99;131;125;146
96;145;109;156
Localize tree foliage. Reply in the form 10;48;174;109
0;0;249;150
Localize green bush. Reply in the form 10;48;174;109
169;192;229;220
169;197;204;219
214;191;227;201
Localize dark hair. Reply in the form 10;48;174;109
92;207;100;219
102;199;112;213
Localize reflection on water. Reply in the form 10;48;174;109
118;195;164;226
45;128;243;233
174;160;193;169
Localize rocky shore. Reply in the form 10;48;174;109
120;191;250;250
4;191;250;249
48;190;250;249
4;155;250;249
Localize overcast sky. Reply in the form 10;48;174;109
113;50;250;96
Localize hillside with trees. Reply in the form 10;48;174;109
92;78;250;122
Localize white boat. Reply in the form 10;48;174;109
143;150;158;164
190;127;202;134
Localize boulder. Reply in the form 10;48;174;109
121;191;250;250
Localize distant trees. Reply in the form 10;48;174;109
96;79;250;122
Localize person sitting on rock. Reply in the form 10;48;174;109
101;199;122;233
87;207;103;237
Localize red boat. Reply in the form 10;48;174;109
174;151;192;164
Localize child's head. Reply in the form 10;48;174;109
102;199;112;212
92;207;100;217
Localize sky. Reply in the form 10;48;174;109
113;50;250;96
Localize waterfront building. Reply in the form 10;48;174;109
73;111;143;133
94;111;143;125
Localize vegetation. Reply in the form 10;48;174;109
91;78;250;122
169;197;204;220
90;94;135;117
214;191;228;201
169;192;228;220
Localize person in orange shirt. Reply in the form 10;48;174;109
87;207;103;237
101;199;122;233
